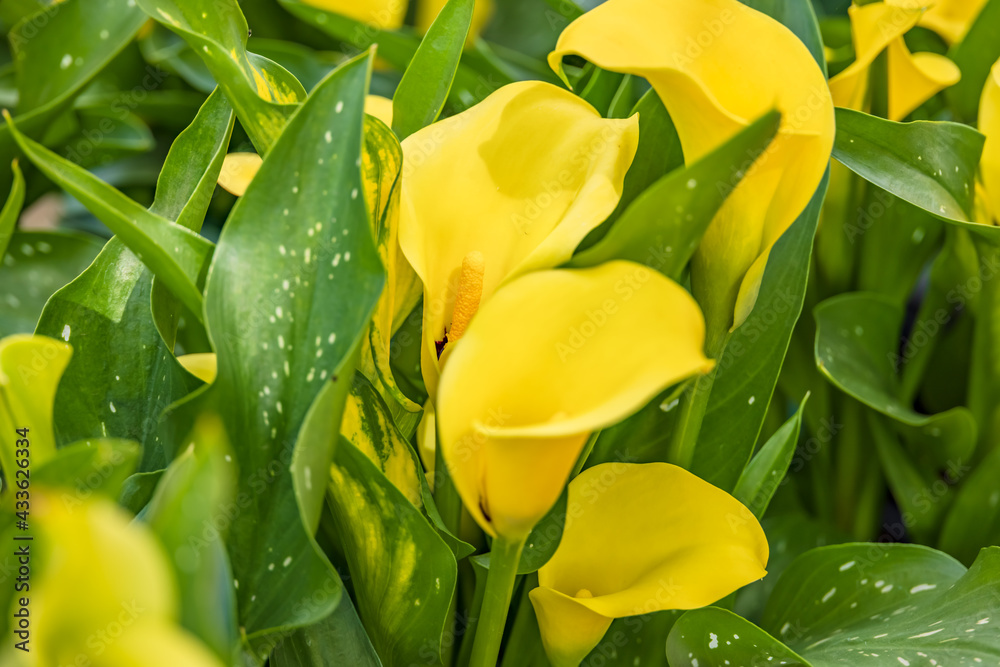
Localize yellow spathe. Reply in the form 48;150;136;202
365;94;395;127
829;1;960;120
217;152;262;197
299;0;407;30
530;462;768;667
435;261;713;540
398;80;639;399
919;0;988;44
548;0;835;333
177;352;218;384
29;492;222;667
0;335;71;480
980;59;1000;225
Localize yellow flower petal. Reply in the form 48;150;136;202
530;462;768;666
979;59;1000;224
829;2;960;121
217;152;262;196
365;94;395;126
177;352;218;384
299;0;406;29
399;80;638;399
529;586;613;667
919;0;988;44
31;492;223;667
549;0;834;331
887;39;961;121
416;0;494;46
436;261;712;539
0;334;71;478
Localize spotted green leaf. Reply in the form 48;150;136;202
669;544;1000;666
191;52;384;643
35;90;234;471
135;0;305;154
271;593;381;667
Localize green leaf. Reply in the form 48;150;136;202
0;160;25;259
671;545;1000;666
938;447;1000;565
570;110;781;274
814;292;977;470
271;593;382;667
5;115;215;319
71;107;156;166
135;0;306;154
0;0;147;190
144;414;240;664
35;90;234;471
327;437;458;667
391;0;474;140
33;438;140;500
832;108;987;226
946;0;1000;122
194;53;384;642
691;172;829;491
0;231;103;337
734;395;808;520
518;487;567;575
277;0;508;106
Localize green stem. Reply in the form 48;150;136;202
469;536;525;667
434;441;463;537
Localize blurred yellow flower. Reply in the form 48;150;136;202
549;0;835;336
20;492;222;667
300;0;493;41
416;0;493;46
979;59;1000;224
530;462;768;667
829;0;961;120
398;80;639;401
436;261;713;540
0;335;71;480
919;0;988;44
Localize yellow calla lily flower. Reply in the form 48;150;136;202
829;0;961;121
436;261;713;540
25;492;222;667
177;352;218;384
529;462;768;667
980;59;1000;224
398;80;639;399
365;94;395;127
919;0;988;44
299;0;407;29
0;335;71;481
548;0;835;335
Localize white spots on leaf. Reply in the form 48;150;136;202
687;179;697;189
881;584;894;593
351;188;358;200
978;617;990;625
276;307;284;319
909;629;943;638
278;335;285;349
748;396;755;405
61;324;71;341
283;556;293;567
839;561;856;571
279;245;287;255
332;253;341;267
708;633;718;649
268;562;275;571
60;54;73;69
328;333;336;344
109;402;116;413
909;584;936;593
335;101;344;113
821;587;836;603
344;252;351;262
325;130;333;143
